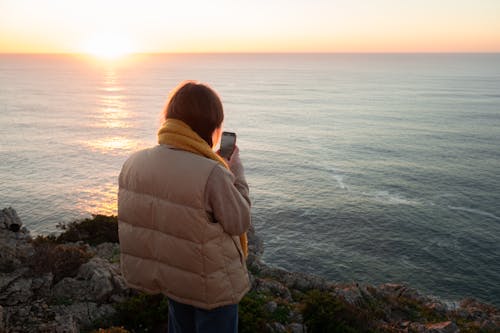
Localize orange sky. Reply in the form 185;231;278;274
1;0;499;54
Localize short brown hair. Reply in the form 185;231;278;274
163;81;224;147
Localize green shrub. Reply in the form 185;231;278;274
56;214;119;245
271;303;291;323
302;290;370;333
111;292;169;332
238;291;270;333
32;214;119;246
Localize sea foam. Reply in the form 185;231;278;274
448;206;500;221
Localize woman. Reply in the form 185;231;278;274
117;81;251;333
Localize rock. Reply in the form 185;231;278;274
247;225;263;257
78;257;116;302
110;272;130;301
0;208;22;232
1;298;90;332
426;301;448;315
52;276;88;302
30;273;53;298
255;278;292;301
287;323;306;333
0;220;34;272
265;301;278;313
458;298;498;322
15;307;29;317
0;208;134;331
336;284;364;306
378;283;425;301
34;314;78;333
1;207;500;332
92;242;120;262
52;256;129;304
409;322;427;333
0;305;4;333
425;321;459;333
54;313;79;333
480;320;497;330
259;265;332;291
288;310;303;324
266;322;286;332
55;302;116;329
399;321;411;328
0;267;29;291
0;276;33;306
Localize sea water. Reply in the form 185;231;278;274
1;53;499;305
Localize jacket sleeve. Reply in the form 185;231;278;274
205;165;251;236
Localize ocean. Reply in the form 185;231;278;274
1;53;499;306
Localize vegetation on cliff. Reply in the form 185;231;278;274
1;208;499;332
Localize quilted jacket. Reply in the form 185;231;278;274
117;144;251;309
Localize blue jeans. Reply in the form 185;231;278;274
168;298;238;333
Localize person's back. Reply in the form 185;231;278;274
117;81;251;333
119;144;250;308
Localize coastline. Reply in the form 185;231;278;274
0;207;498;332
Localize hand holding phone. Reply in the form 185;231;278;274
219;131;237;160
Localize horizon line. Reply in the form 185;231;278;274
1;51;500;55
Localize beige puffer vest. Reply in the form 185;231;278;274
118;144;251;309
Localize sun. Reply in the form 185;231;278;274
82;34;134;59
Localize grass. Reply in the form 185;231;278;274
82;292;169;333
238;291;294;333
238;291;271;333
301;289;373;333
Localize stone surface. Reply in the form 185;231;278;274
78;257;116;301
425;321;459;333
266;322;286;332
0;208;130;331
30;273;54;299
287;323;306;333
91;242;120;262
0;207;22;232
0;304;4;333
264;300;278;313
52;302;116;329
51;256;129;304
0;218;34;273
258;265;333;292
0;276;33;306
254;278;292;301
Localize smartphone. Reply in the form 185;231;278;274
219;131;237;159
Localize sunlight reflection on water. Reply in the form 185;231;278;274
83;136;140;153
76;182;117;216
76;68;142;215
92;69;131;129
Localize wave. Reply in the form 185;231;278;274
448;206;500;221
368;191;420;206
332;174;348;190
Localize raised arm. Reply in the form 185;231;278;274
205;147;251;235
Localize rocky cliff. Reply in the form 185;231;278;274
0;207;498;332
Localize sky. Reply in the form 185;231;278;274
1;0;499;53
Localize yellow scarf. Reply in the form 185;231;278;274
157;118;248;258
